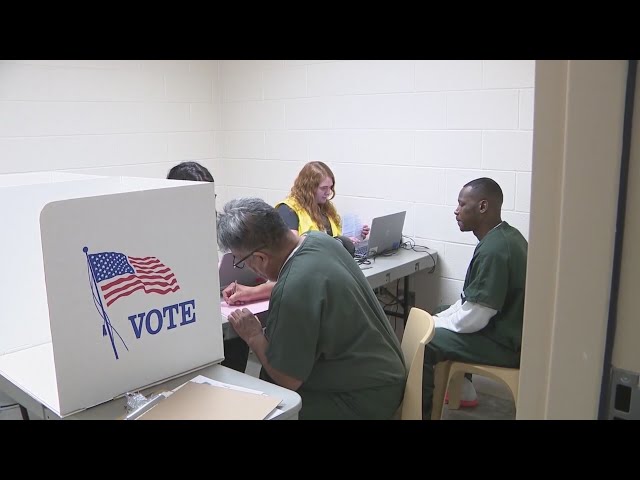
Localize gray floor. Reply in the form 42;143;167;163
442;375;516;420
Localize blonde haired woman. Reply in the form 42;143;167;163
222;161;369;306
276;161;369;240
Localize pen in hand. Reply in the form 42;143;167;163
233;280;238;297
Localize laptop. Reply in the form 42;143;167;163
355;211;406;258
218;252;266;291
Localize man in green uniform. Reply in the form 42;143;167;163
217;197;406;420
422;177;528;420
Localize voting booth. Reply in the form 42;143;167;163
0;172;223;417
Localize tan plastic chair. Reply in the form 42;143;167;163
432;361;519;420
396;307;436;420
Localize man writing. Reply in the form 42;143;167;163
217;197;406;420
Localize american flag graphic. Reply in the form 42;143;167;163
88;252;180;307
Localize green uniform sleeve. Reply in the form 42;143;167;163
463;250;508;311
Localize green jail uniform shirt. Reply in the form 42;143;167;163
462;222;528;352
265;232;406;420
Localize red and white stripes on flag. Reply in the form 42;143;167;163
88;252;181;307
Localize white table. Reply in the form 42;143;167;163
0;364;301;420
362;247;437;324
362;247;437;288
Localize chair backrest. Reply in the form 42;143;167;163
400;307;435;420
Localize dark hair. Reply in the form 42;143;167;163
167;162;214;182
334;235;356;257
217;198;290;253
464;177;503;207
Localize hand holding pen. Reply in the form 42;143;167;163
223;280;244;305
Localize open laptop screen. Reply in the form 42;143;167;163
355;211;406;258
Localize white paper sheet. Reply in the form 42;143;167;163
341;213;363;239
220;299;270;318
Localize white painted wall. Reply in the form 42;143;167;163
0;60;221;181
0;60;533;311
214;60;534;310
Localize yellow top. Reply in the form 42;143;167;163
275;197;342;237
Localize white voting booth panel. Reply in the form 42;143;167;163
0;173;223;417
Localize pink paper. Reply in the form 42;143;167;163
220;299;270;318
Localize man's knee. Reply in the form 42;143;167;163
423;328;462;367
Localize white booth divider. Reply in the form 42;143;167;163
0;173;223;417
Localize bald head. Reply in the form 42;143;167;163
464;177;503;209
455;177;504;240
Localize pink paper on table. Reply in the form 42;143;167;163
221;299;270;318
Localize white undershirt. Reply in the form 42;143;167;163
434;299;497;333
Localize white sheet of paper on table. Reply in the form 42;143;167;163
191;375;265;396
220;299;270;318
